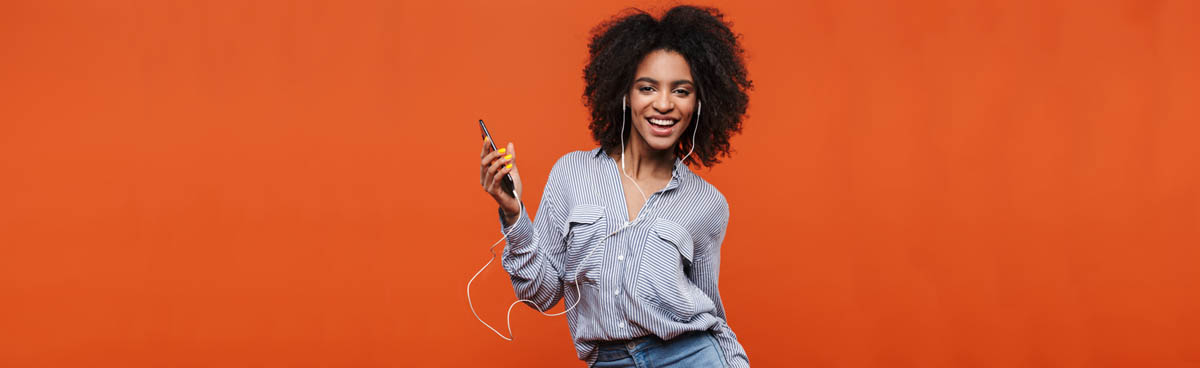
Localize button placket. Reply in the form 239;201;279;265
614;213;633;333
608;223;628;333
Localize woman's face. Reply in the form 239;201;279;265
626;49;697;154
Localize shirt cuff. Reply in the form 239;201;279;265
498;203;533;249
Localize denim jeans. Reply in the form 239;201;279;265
592;330;729;368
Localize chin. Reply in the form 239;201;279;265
641;133;680;152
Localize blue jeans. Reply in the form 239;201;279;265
592;330;729;368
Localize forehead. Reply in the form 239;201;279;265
634;49;693;82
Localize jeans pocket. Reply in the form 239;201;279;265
704;331;731;368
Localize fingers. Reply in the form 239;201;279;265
484;156;499;192
479;141;506;167
479;137;517;200
480;138;507;185
484;147;512;190
485;147;514;195
502;142;515;170
490;158;515;195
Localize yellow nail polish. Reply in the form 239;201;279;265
504;154;512;160
506;163;513;169
498;148;506;153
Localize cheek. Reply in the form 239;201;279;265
629;99;650;114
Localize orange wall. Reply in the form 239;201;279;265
1;1;1197;367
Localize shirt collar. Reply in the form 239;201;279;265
593;147;688;191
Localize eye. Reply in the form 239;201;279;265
673;89;691;96
638;86;655;93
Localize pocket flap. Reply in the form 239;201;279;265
560;203;605;238
567;203;605;224
653;217;694;264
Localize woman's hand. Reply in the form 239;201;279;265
480;137;522;225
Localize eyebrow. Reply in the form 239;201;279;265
635;77;694;87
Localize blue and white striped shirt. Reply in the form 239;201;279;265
500;147;749;367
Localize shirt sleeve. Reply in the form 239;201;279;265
498;163;569;312
689;200;750;367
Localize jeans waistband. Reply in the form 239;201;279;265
595;330;710;362
599;334;661;350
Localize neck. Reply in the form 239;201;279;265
614;135;675;181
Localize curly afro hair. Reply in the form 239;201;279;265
583;5;752;168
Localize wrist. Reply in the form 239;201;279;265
499;205;520;227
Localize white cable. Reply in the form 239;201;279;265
620;96;650;204
620;97;701;203
681;100;701;164
466;205;606;341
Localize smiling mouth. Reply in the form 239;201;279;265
647;118;678;127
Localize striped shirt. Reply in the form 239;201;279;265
499;147;750;367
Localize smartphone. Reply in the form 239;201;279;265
478;119;516;196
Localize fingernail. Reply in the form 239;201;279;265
498;148;506;153
505;163;513;169
504;154;512;160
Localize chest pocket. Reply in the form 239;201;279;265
560;203;607;288
635;217;699;322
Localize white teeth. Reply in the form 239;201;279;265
649;118;677;127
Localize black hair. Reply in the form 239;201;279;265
583;5;752;168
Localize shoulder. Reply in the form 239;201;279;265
678;168;730;224
543;148;605;204
552;149;600;169
547;148;603;181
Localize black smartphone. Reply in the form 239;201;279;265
478;119;516;196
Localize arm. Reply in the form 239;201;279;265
690;201;750;367
498;164;569;312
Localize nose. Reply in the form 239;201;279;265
652;91;673;112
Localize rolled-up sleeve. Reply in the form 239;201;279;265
498;164;569;312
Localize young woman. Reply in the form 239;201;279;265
478;5;752;367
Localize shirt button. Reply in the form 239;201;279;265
613;290;621;296
617;255;625;261
618;322;626;328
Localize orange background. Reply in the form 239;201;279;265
2;0;1198;367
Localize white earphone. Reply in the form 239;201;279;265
620;94;702;189
466;207;603;340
